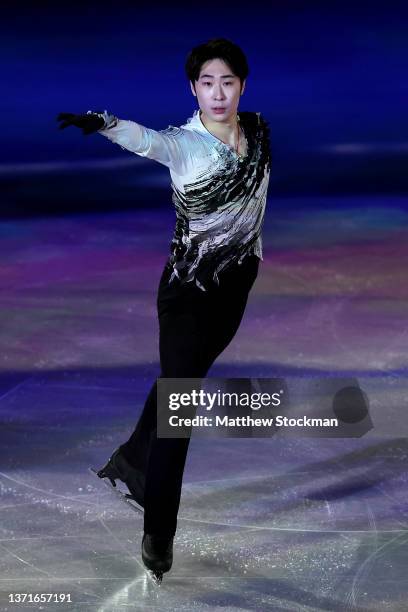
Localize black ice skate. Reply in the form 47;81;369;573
141;533;174;584
90;447;145;513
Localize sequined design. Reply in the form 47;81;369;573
98;109;271;291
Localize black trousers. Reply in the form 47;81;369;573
119;253;260;536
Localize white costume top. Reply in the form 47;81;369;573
97;109;271;291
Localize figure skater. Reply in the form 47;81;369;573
57;37;271;582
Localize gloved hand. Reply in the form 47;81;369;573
56;111;106;135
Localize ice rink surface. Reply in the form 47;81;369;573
1;197;408;611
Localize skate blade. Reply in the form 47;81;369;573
89;467;144;515
147;569;163;585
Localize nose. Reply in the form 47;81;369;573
213;83;225;100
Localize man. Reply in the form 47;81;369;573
57;37;271;581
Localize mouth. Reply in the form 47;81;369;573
212;107;227;113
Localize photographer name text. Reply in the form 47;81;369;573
168;415;339;428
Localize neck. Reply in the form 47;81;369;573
199;110;239;140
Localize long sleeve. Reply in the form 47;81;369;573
97;113;193;175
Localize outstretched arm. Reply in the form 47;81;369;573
57;110;192;174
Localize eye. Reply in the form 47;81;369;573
223;82;233;86
203;82;212;86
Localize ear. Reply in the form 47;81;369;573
240;79;246;95
190;81;197;97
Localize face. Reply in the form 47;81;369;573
190;58;246;123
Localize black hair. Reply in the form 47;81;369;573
185;38;249;91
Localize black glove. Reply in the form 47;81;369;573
56;111;106;135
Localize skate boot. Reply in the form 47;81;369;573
96;447;144;509
142;533;174;584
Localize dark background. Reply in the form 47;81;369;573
2;0;407;216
